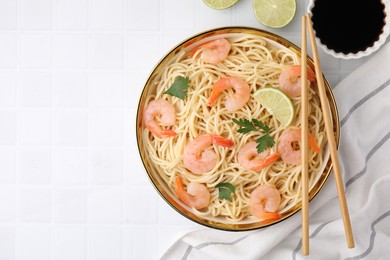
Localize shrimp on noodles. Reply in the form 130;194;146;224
208;76;250;111
277;128;320;165
279;65;316;98
250;185;281;220
183;134;234;174
190;38;231;64
175;176;210;210
143;99;176;138
238;141;280;171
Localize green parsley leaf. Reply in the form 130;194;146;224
253;119;270;132
163;76;190;99
232;118;258;134
256;134;275;154
233;118;275;154
216;182;236;201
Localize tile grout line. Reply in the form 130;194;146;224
14;0;22;258
86;0;92;258
121;0;127;258
49;0;56;258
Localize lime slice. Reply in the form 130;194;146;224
203;0;239;10
253;87;294;126
253;0;296;28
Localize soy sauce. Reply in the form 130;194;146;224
311;0;386;54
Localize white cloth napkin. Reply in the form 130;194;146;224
161;42;390;260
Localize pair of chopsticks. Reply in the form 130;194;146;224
300;14;355;255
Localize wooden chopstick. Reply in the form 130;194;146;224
300;15;310;256
305;14;355;249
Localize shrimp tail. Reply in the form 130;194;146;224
175;176;184;194
208;77;229;107
175;176;190;204
290;65;316;82
211;135;234;148
260;212;282;220
255;153;280;171
208;88;221;107
160;130;177;138
307;70;316;82
308;132;320;153
188;46;201;58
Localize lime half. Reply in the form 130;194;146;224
253;0;296;28
203;0;239;10
253;87;294;126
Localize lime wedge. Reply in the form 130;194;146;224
253;87;294;126
203;0;239;10
253;0;296;28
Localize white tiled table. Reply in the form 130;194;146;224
0;0;377;259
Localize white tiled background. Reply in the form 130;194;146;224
0;0;378;259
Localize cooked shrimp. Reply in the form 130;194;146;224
279;65;316;98
175;176;210;210
190;38;231;64
277;128;320;165
183;134;234;174
238;141;280;171
143;99;176;138
250;185;281;220
208;76;250;111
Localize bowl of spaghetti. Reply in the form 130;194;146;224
136;27;339;231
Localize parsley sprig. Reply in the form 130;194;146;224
232;118;275;154
163;76;190;99
216;182;236;201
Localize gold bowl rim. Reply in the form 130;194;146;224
135;26;340;231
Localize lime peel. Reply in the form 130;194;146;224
253;87;295;127
253;0;297;28
203;0;239;10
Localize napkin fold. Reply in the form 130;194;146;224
161;43;390;260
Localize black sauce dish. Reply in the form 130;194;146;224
308;0;390;59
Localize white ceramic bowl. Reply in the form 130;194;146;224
308;0;390;59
